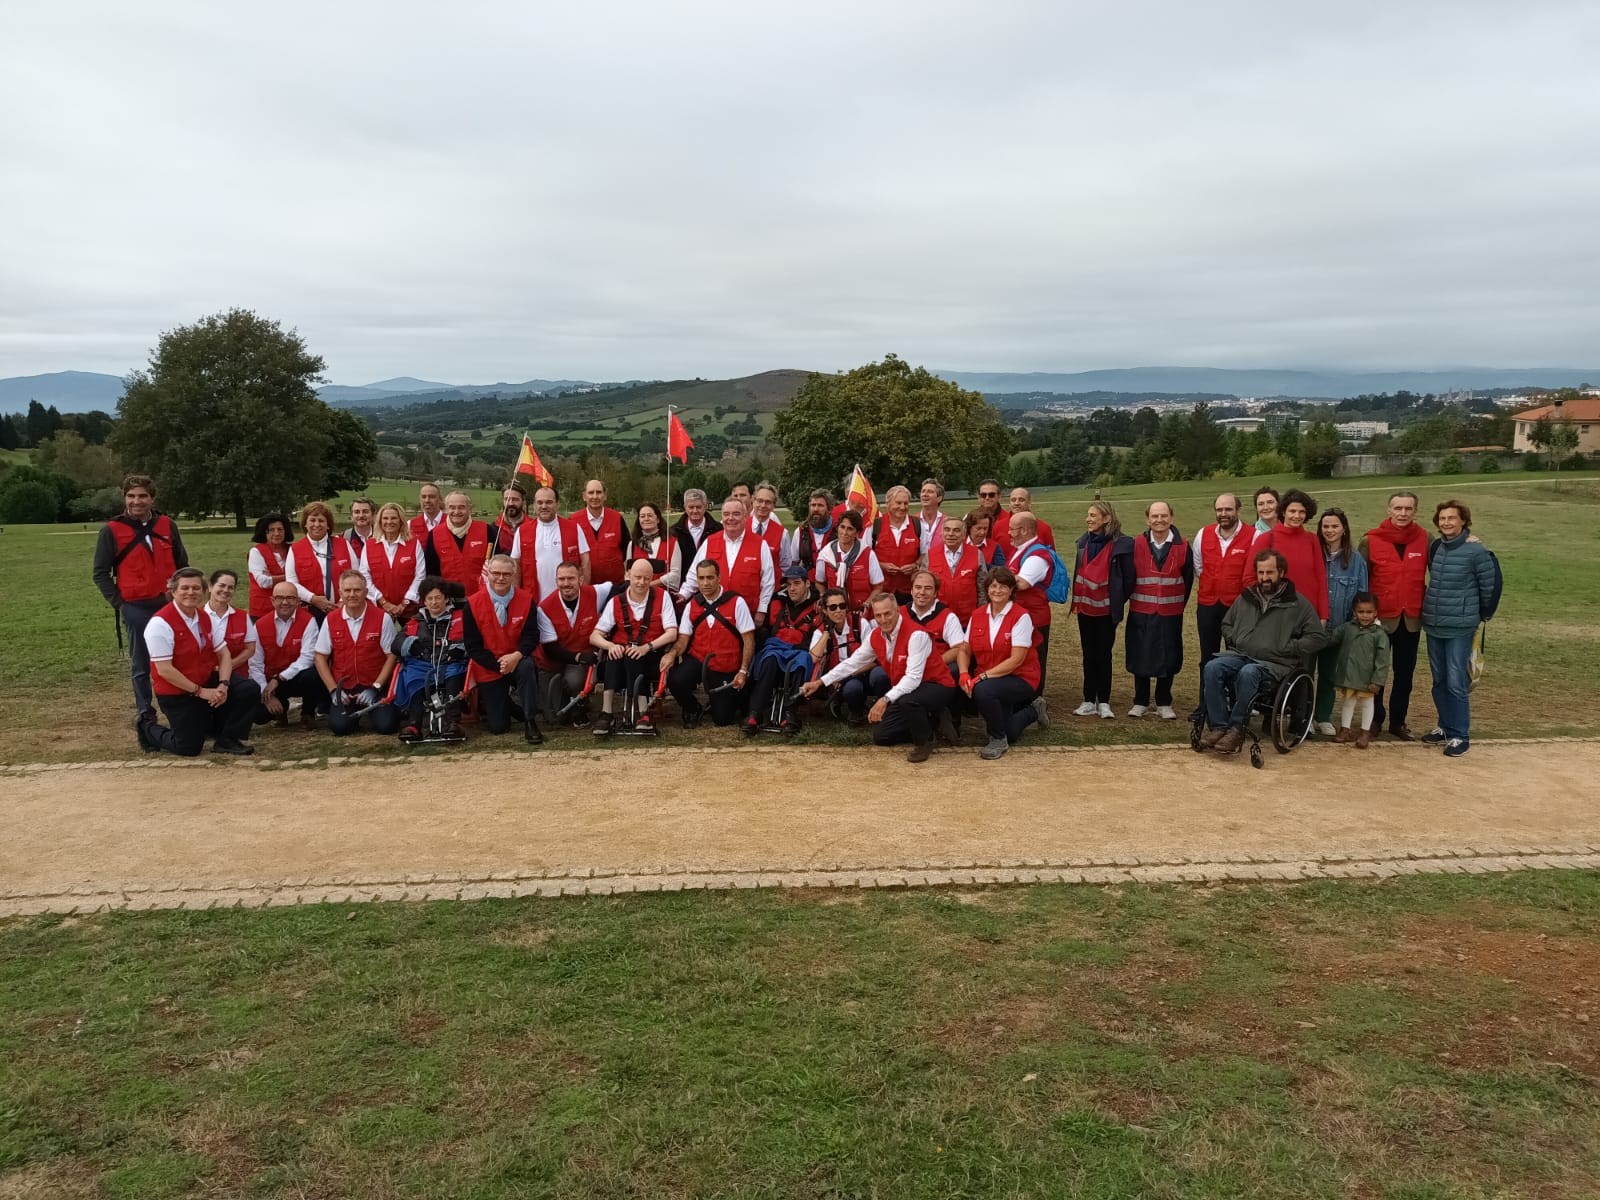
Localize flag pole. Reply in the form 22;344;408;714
665;405;674;518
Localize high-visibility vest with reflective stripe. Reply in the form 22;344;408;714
1129;534;1188;616
1072;541;1114;615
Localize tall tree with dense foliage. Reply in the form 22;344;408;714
772;354;1013;497
1298;421;1344;479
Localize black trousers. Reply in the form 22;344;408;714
1034;628;1051;698
475;658;540;734
328;701;401;736
1372;622;1421;733
872;681;957;748
1196;603;1227;670
1132;676;1174;706
152;678;261;756
253;670;329;724
1077;615;1116;704
667;657;744;725
601;651;663;703
746;655;808;722
972;674;1038;742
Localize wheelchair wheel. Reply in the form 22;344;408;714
1270;672;1315;754
1189;717;1204;752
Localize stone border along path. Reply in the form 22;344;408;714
3;739;1598;918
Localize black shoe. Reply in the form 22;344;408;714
593;713;615;738
743;717;759;737
907;743;933;763
682;708;703;730
936;709;959;747
133;713;158;754
211;738;255;757
524;719;544;745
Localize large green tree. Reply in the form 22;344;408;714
114;309;342;528
771;354;1013;498
320;406;380;496
1298;421;1344;479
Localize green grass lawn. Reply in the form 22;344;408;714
3;872;1597;1198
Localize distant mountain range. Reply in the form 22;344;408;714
319;378;609;407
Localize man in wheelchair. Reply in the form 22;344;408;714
1200;548;1330;756
392;576;471;743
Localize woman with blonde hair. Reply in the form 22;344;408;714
1071;500;1135;718
368;501;425;618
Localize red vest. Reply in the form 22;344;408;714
150;603;216;696
248;543;288;619
1196;525;1254;608
107;514;179;602
535;586;601;671
516;517;585;599
902;602;955;659
819;544;878;613
428;521;490;596
255;607;313;680
819;620;859;672
766;595;820;646
214;606;253;678
967;604;1040;690
323;602;389;690
750;517;785;559
408;513;440;541
367;539;421;606
1129;534;1189;617
873;518;922;593
699;531;766;614
990;509;1011;547
630;535;673;582
466;587;534;684
606;589;668;647
927;543;981;624
1007;539;1055;630
1072;541;1113;617
289;536;354;601
579;508;629;586
1365;523;1429;620
872;622;954;688
686;592;745;672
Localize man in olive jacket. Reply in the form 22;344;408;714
1200;548;1330;755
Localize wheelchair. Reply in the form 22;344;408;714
1190;665;1314;768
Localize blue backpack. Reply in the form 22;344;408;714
1021;543;1074;603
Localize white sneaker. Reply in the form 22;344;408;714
1098;703;1115;719
1127;705;1148;718
1073;701;1098;717
1314;722;1337;737
1157;706;1177;720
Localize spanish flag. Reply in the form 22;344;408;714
846;464;878;526
514;435;554;489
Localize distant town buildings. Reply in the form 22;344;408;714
1511;396;1600;454
1334;420;1389;442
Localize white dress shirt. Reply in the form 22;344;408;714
821;619;934;702
248;613;318;687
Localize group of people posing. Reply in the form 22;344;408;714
92;472;1499;762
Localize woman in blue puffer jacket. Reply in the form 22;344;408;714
1420;498;1500;759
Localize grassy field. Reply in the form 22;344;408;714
2;871;1597;1198
2;471;1596;764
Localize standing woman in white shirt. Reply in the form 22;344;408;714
368;501;425;620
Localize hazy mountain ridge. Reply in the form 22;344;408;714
935;367;1600;398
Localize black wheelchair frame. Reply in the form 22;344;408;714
1190;666;1315;768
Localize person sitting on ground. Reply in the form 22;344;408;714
249;581;327;727
808;586;868;723
464;554;542;743
802;590;958;763
246;512;293;620
590;557;679;736
1327;590;1389;748
391;577;470;741
313;569;401;737
667;559;755;728
135;567;260;757
744;565;823;735
814;509;883;617
203;569;257;691
957;566;1048;760
1199;549;1330;756
533;562;614;726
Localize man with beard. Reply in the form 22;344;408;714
788;488;836;574
489;484;530;558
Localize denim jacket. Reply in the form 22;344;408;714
1324;549;1369;627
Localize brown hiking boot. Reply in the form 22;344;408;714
1355;729;1372;749
1199;726;1226;749
1214;727;1245;756
1389;724;1415;742
1335;727;1356;744
907;743;932;763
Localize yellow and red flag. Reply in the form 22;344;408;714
667;411;694;463
514;435;554;489
846;464;878;525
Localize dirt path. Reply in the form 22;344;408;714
3;740;1597;910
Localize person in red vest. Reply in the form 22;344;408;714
744;565;822;735
1358;489;1428;740
871;486;924;603
1123;500;1193;720
488;484;530;558
246;512;293;620
133;567;259;757
203;569;257;686
286;501;364;620
534;561;614;726
630;502;684;590
807;586;868;722
682;497;775;625
903;568;968;745
589;557;680;736
788;488;836;576
93;474;190;719
344;496;379;588
422;491;492;599
963;509;1007;588
576;478;630;587
409;482;445;541
313;569;401;736
1243;488;1328;620
464;554;543;742
957;567;1045;759
750;482;788;567
1071;501;1136;719
813;510;883;617
1006;488;1055;548
915;479;946;553
368;502;424;619
248;581;327;727
515;486;591;599
927;515;982;625
802;590;958;762
1190;493;1254;716
668;559;756;727
1004;513;1056;703
974;479;1007;544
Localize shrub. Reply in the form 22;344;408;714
1093;472;1115;490
1522;454;1545;472
1244;450;1294;476
67;485;125;520
1478;454;1501;474
0;480;61;524
1566;452;1589;471
1404;456;1427;477
1438;453;1464;475
1150;457;1189;482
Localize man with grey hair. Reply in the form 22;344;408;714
669;487;720;582
1359;489;1427;740
873;485;923;604
682;496;775;624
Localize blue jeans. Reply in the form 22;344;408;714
1202;654;1273;730
121;598;163;716
1426;631;1473;741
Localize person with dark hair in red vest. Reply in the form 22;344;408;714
1071;501;1136;719
534;562;614;725
313;570;401;736
1359;489;1429;740
1123;500;1193;720
789;488;836;576
202;569;257;686
248;581;327;726
575;478;630;587
409;482;445;541
246;512;293;620
813;509;883;617
423;491;492;599
515;486;591;599
1242;488;1327;620
668;559;756;727
590;557;679;736
803;590;958;762
465;554;543;742
134;567;259;757
958;567;1045;760
93;474;190;719
285;501;361;620
928;515;982;626
1004;513;1057;702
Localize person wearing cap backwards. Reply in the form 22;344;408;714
744;564;823;734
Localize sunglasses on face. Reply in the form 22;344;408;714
979;492;998;499
825;603;848;611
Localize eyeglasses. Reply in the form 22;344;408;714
824;603;848;611
978;491;999;499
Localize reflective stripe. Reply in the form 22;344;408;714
1075;596;1110;609
1134;575;1171;585
1131;592;1185;609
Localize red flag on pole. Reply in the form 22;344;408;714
514;435;555;488
667;411;694;463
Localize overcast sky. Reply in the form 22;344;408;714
3;0;1597;385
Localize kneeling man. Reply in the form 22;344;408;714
314;569;401;736
249;581;329;726
465;554;543;742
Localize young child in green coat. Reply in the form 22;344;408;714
1330;591;1390;748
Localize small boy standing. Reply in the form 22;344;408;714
1330;591;1390;748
